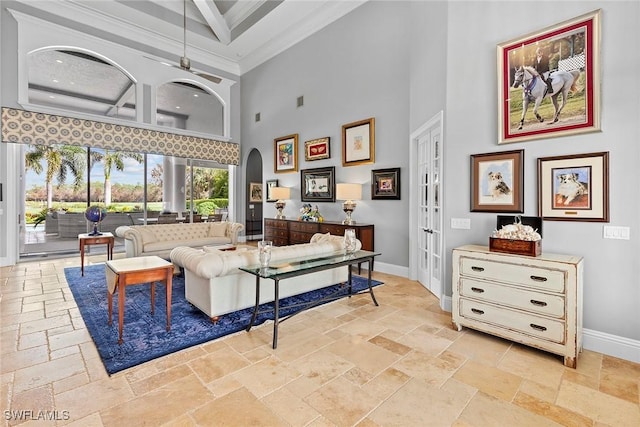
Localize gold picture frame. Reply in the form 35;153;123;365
342;117;375;166
304;137;330;161
274;134;298;173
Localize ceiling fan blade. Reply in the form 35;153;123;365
143;55;221;84
142;2;222;85
193;71;222;84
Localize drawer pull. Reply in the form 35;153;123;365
471;308;485;315
529;323;547;332
530;275;548;282
471;266;485;272
471;287;485;293
530;299;548;307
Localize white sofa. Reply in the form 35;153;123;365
169;233;361;319
115;221;244;259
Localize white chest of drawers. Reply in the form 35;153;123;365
452;245;584;368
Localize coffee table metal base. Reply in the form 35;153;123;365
245;254;379;349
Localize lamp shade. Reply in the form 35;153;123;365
271;187;291;200
336;183;362;201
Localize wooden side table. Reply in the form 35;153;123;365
78;232;115;276
105;256;174;345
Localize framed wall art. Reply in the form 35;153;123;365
274;134;298;173
265;179;278;202
249;182;263;202
537;151;609;222
471;149;524;213
371;168;401;200
304;137;330;161
497;9;601;144
301;166;335;202
342;117;375;166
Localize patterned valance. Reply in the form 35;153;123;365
1;107;239;165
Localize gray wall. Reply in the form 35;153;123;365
440;1;640;342
242;0;640;349
241;1;411;268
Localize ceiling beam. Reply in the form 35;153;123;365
193;0;231;45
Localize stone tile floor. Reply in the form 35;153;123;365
1;254;639;426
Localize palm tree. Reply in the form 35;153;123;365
91;150;143;206
25;144;86;208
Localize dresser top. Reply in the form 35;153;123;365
454;244;583;265
267;218;373;227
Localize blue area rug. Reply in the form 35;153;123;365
64;264;382;375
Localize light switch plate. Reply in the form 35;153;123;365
451;218;471;229
603;226;630;240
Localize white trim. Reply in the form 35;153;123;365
374;261;409;278
0;144;20;267
408;111;445;303
441;295;452;312
583;328;640;363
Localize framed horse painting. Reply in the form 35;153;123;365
497;9;601;144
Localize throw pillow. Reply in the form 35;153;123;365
210;222;227;237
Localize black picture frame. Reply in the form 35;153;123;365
301;166;335;202
371;168;401;200
266;179;278;202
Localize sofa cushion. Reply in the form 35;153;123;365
209;222;228;237
138;227;158;243
145;237;228;253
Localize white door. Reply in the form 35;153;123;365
409;112;444;302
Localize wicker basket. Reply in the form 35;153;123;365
489;237;541;257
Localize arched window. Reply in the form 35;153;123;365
156;81;224;135
27;49;136;121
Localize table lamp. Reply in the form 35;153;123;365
336;183;362;225
271;187;291;219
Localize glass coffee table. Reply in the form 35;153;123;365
240;250;380;349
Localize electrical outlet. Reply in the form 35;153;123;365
451;218;471;229
603;226;630;240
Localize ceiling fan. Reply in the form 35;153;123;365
147;0;221;84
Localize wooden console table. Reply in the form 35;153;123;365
264;218;374;250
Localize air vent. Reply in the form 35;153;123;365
297;96;304;108
255;112;261;122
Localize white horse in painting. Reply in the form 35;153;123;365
511;66;580;130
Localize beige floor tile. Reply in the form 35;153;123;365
518;379;559;403
188;346;250;384
514;391;593;427
55;375;133;422
361;367;411;401
457;391;561;426
498;343;566;388
232;355;300;398
556;380;640;426
453;359;522;401
446;328;512;366
4;259;640;427
261;386;321;426
100;374;214;427
369;377;468;426
367;334;412;356
12;353;85;393
393;350;459;387
128;364;193;396
306;376;380;426
327;335;401;376
191;387;285;426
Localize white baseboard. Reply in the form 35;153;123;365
374;261;409;278
316;260;640;364
582;328;640;363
